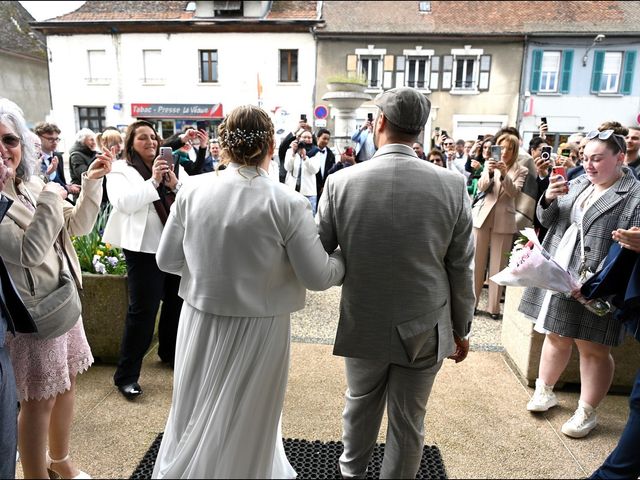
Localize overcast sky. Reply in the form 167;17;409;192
19;1;85;21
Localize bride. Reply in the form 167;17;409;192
152;105;345;479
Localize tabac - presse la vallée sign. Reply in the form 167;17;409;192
131;103;223;119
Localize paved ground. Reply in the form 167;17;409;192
16;287;631;479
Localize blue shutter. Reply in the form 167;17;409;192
530;49;543;93
621;50;637;95
559;50;573;94
591;50;605;93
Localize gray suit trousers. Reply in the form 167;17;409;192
0;345;17;479
339;355;442;479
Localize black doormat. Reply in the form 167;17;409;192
131;433;447;479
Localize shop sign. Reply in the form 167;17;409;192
131;103;223;119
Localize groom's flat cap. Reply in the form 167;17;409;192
374;87;431;134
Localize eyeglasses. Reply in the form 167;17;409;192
0;134;20;149
41;136;60;143
443;142;454;146
586;129;626;153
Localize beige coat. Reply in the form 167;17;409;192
0;174;102;304
472;161;529;234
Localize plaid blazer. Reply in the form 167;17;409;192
520;169;640;328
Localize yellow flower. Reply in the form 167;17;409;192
105;243;112;249
97;250;104;256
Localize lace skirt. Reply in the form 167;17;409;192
4;316;94;401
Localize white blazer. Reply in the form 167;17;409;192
156;163;345;317
103;159;161;252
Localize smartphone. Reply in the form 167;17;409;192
541;117;548;125
552;166;567;181
367;112;373;122
300;114;307;122
477;134;484;141
196;121;207;131
540;146;552;161
490;145;502;160
561;148;571;157
159;146;173;163
441;130;448;138
434;126;440;132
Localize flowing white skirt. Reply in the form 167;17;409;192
152;304;296;479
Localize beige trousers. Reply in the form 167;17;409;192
473;225;514;315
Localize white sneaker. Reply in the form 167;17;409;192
561;401;597;438
527;378;558;412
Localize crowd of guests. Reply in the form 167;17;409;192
1;88;640;480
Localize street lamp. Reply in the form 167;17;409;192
582;34;605;67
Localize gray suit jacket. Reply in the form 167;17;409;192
317;143;475;365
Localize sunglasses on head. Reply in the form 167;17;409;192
0;134;20;149
586;129;626;153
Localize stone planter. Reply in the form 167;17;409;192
79;273;128;364
501;286;640;392
326;81;368;93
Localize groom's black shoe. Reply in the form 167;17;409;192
117;382;143;399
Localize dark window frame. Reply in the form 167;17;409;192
279;49;298;83
199;49;219;83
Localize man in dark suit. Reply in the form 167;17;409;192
308;128;335;200
34;122;80;198
0;156;37;479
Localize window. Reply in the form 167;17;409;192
199;50;218;83
405;57;429;89
531;49;573;94
360;56;382;88
539;51;561;92
591;50;636;95
142;49;163;83
454;57;475;89
76;106;105;132
443;46;490;93
419;2;431;12
600;52;622;93
279;49;298;82
87;50;109;84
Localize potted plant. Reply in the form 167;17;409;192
326;74;368;92
72;206;128;363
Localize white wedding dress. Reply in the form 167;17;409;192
152;304;296;479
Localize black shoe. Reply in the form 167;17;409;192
489;313;503;320
117;382;143;399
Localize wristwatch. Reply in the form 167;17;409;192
172;181;183;194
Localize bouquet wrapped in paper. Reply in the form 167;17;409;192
490;228;578;293
490;228;611;316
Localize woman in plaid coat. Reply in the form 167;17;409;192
519;129;640;438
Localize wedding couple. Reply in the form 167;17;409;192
151;88;475;479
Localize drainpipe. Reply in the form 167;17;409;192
516;34;528;133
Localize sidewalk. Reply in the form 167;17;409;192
17;288;630;479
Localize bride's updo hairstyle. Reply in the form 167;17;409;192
218;105;275;168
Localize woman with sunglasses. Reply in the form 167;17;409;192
0;98;111;478
520;128;640;438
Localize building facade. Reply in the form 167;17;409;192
0;1;51;126
520;34;639;148
33;0;320;151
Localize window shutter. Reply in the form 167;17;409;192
590;50;605;93
346;54;357;77
383;55;394;88
430;55;440;91
478;54;491;91
441;55;453;90
621;50;637;95
559;49;573;94
530;49;543;94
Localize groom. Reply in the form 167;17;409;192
317;87;475;479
